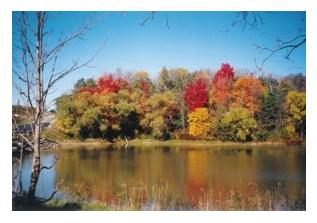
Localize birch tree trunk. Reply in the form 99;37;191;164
14;11;103;201
28;12;43;200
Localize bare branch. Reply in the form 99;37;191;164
18;12;36;66
254;35;306;71
12;114;35;150
165;15;170;30
38;179;64;204
278;34;306;47
38;190;58;204
233;12;305;71
232;12;265;33
14;76;36;127
40;154;58;171
42;41;106;108
40;165;54;171
140;12;156;26
43;13;104;65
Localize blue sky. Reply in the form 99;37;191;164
12;11;306;105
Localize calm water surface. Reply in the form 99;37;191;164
15;145;306;205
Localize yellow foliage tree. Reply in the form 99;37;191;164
285;91;306;121
188;108;211;137
284;91;306;140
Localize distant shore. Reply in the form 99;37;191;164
54;138;305;149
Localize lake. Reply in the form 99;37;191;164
13;145;306;210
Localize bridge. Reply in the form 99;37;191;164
13;113;55;134
12;113;56;154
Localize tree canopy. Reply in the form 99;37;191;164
53;65;306;142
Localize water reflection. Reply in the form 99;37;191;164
245;148;253;156
18;146;305;205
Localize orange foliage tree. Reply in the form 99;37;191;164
232;75;265;115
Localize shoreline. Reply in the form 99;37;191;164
54;138;306;149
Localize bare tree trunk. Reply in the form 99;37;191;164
28;12;43;201
28;117;41;200
14;12;103;201
181;98;185;132
27;145;40;200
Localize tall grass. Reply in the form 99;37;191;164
43;183;305;211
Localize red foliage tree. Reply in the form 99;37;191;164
139;79;149;91
210;63;235;110
97;74;128;94
136;79;152;98
184;77;209;112
79;74;128;95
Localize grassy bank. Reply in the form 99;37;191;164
52;138;305;149
42;127;305;149
57;139;112;148
119;139;294;147
13;183;305;211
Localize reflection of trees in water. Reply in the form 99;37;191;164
13;152;58;199
56;148;185;202
54;147;305;205
185;151;209;203
184;147;305;205
12;156;23;194
255;149;306;200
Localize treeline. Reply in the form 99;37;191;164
53;64;306;142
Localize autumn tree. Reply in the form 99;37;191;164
187;108;211;137
78;74;129;95
96;74;129;94
56;87;140;141
158;67;173;91
158;67;191;130
215;107;258;142
210;63;235;110
131;71;154;99
284;91;306;140
184;77;209;112
281;73;306;92
54;93;85;138
96;89;139;140
140;91;179;139
232;75;265;115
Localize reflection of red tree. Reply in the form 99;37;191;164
94;190;116;203
185;152;209;204
184;152;261;205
